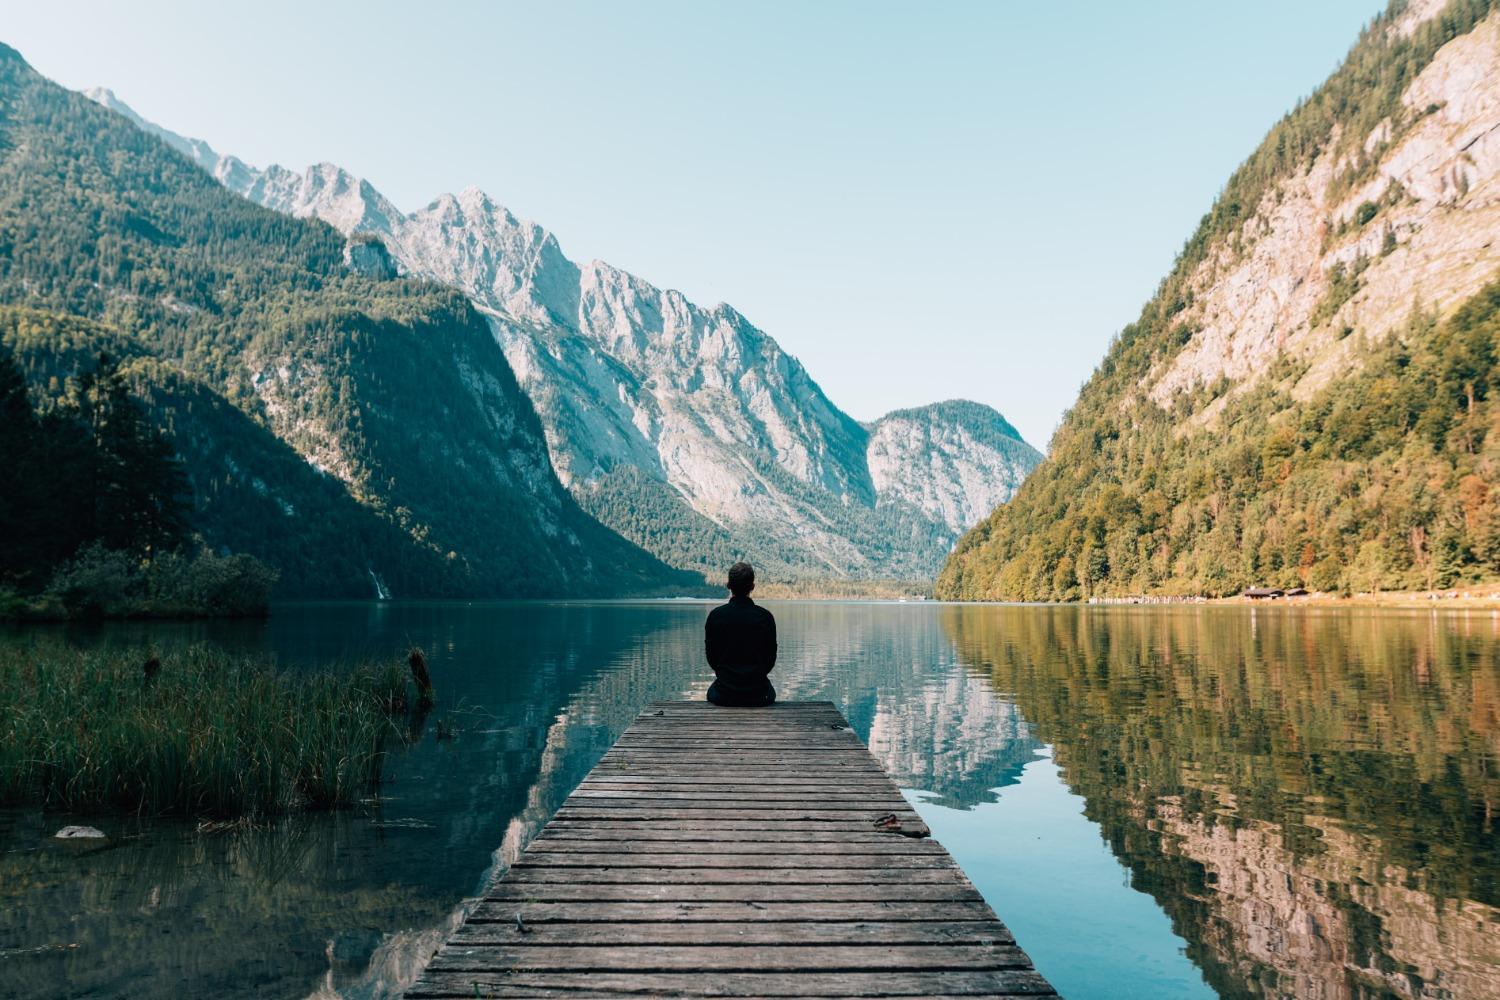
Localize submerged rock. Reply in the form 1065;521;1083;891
54;825;106;840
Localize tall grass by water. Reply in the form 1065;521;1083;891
0;642;408;817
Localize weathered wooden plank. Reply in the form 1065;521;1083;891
585;767;888;773
576;777;899;787
611;734;867;743
572;787;903;797
465;900;1003;923
505;867;969;885
636;708;843;717
528;837;947;853
555;799;922;812
606;747;877;755
514;853;957;870
530;837;934;850
566;790;910;804
642;700;840;708
484;884;983;903
577;770;889;781
593;764;892;774
449;920;1015;947
615;735;862;744
407;970;1057;997
556;803;919;816
542;817;933;838
582;773;888;779
553;808;928;823
585;776;899;786
598;759;875;766
406;701;1052;999
544;816;925;828
620;728;857;734
561;797;916;810
611;739;866;746
615;731;858;738
425;943;1031;973
559;793;913;803
541;828;933;840
603;755;873;761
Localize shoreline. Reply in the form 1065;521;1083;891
1088;585;1500;610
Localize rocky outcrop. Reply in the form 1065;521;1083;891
867;401;1041;537
342;234;396;279
1148;8;1500;415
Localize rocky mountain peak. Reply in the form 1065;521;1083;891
86;87;1043;581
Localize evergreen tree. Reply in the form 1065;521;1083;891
0;344;42;583
0;345;190;590
71;352;189;557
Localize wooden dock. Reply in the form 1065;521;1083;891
407;700;1056;998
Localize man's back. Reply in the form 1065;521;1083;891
704;595;777;706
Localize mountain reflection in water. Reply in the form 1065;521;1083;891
944;604;1500;1000
2;601;1497;999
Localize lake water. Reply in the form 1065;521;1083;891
2;601;1498;999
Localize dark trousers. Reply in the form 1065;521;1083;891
706;678;776;707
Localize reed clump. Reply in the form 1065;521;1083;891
0;642;408;817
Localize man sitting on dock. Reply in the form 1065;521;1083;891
704;561;777;707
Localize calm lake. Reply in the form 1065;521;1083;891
2;601;1498;999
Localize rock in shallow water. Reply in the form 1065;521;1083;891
54;826;106;840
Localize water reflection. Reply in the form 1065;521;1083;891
0;602;1042;999
943;604;1500;1000
3;602;1497;999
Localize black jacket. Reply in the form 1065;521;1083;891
704;596;777;697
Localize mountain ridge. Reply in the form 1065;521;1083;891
0;54;692;597
87;87;1042;581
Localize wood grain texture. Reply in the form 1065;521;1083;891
404;700;1055;999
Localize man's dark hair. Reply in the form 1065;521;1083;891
727;561;755;596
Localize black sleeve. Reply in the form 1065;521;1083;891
705;611;720;669
763;610;777;674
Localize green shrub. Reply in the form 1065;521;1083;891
141;550;279;617
28;546;278;620
42;545;139;617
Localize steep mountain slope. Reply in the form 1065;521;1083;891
87;89;1043;581
866;401;1040;537
940;0;1500;600
0;44;688;597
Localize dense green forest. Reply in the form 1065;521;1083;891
1;337;185;585
0;43;691;598
942;282;1500;599
938;0;1500;600
0;326;278;617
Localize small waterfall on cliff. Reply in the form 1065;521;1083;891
367;569;391;601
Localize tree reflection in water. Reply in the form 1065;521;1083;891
5;602;1497;999
943;604;1500;1000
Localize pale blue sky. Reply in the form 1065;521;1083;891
7;1;1384;449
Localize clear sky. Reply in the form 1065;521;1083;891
6;0;1385;449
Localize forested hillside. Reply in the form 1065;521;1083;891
940;0;1500;600
0;43;689;597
